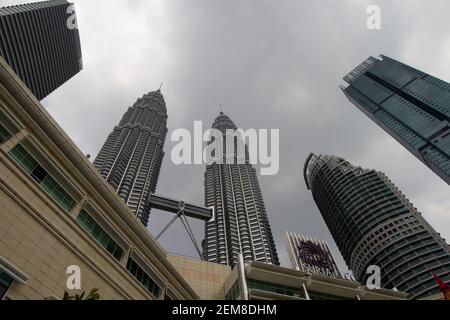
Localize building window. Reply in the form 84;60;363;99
247;279;305;298
225;281;241;300
126;258;161;298
8;144;76;212
164;294;172;300
0;271;14;299
0;123;11;144
77;210;124;261
308;290;347;300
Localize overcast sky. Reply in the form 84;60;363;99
3;0;450;273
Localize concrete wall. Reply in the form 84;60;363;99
168;254;231;300
0;56;197;300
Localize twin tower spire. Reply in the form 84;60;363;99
94;89;280;267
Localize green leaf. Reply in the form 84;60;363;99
63;291;70;300
62;288;101;300
86;288;101;300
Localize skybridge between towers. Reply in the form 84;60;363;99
148;194;214;260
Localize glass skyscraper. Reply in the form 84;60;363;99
304;153;450;299
341;55;450;185
94;90;167;226
202;112;279;267
0;0;82;100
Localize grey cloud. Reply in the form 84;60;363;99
4;0;450;272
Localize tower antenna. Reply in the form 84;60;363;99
159;82;163;91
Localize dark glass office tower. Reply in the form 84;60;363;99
94;90;168;226
341;55;450;185
202;112;279;267
0;0;82;100
304;153;450;299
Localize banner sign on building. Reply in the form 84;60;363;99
286;232;342;278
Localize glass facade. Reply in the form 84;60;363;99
225;281;241;300
9;144;76;212
247;279;305;298
304;154;450;299
0;122;11;143
342;55;450;185
0;271;13;299
0;0;82;100
126;258;161;298
308;291;347;300
77;210;124;261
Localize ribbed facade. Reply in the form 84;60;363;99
202;112;279;267
94;90;168;226
304;153;450;299
0;0;82;100
342;55;450;185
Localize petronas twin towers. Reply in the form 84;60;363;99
93;55;450;298
203;113;279;266
94;90;168;226
94;91;279;266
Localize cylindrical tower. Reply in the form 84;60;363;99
304;153;450;299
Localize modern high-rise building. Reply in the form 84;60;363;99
304;153;450;299
341;55;450;185
0;55;197;300
94;90;168;226
223;260;407;300
0;0;82;100
202;112;279;267
285;232;341;278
